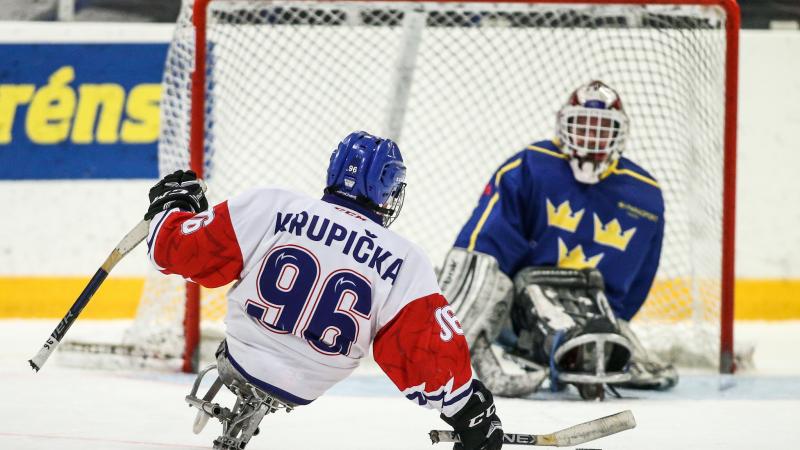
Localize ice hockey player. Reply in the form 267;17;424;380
439;81;678;400
144;131;503;449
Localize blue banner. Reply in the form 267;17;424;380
0;43;168;179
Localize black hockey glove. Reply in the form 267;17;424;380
441;380;503;450
144;170;208;220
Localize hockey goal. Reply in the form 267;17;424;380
123;0;739;373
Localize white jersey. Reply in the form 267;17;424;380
147;188;474;416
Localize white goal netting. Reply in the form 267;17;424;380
124;0;735;371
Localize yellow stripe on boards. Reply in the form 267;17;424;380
735;279;800;320
0;276;142;319
635;278;800;321
0;277;798;320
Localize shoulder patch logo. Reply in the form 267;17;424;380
557;238;603;269
546;199;584;233
593;214;636;251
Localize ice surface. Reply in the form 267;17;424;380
2;320;799;449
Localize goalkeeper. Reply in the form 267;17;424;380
439;80;677;400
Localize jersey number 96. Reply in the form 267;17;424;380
245;245;372;356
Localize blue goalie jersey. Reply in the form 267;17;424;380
454;140;664;321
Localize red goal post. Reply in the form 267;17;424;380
150;0;740;374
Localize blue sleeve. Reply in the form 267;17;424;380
617;215;664;321
453;155;533;276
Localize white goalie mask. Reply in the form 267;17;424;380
556;81;629;184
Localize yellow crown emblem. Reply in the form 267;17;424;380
593;214;636;251
546;199;584;233
557;238;603;269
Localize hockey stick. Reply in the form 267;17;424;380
28;180;207;372
28;219;150;372
429;410;636;447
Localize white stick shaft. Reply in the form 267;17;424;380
430;410;636;447
538;410;636;447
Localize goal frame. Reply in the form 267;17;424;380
181;0;740;374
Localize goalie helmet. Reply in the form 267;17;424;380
325;131;407;227
556;81;629;184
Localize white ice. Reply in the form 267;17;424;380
2;320;799;450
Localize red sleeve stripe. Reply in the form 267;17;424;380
146;202;243;288
373;293;473;415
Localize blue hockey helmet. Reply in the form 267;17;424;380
325;131;407;227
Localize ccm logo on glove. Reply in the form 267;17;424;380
467;400;496;427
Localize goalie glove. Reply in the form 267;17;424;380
144;170;209;220
441;380;503;450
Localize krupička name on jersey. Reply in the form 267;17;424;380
275;211;404;285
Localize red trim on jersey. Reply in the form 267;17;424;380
151;202;243;288
373;293;472;394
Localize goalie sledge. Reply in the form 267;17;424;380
446;81;679;396
441;248;640;399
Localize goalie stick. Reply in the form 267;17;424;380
429;410;635;447
28;180;207;372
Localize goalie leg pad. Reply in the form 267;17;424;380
616;320;679;390
438;248;513;346
471;333;547;398
511;267;633;386
439;249;546;397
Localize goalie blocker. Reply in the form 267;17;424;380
439;248;633;399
